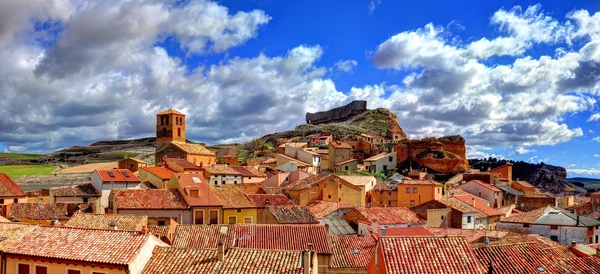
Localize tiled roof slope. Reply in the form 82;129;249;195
466;180;503;192
204;165;240;175
354;207;424;225
499;206;547;223
141;247;219;274
66;213;147;231
337;175;376;186
157;108;185;115
5;226;149;265
379;236;485;274
49;183;100;197
452;195;501;217
175;173;222;207
0;173;26;197
8;203;95;220
172;225;234;249
473;242;577;273
232;224;332;254
140;166;175;180
283;174;330;191
212;185;256;209
329;235;376;269
266;205;318;224
247;194;295;207
229;165;267;177
0;223;37;251
112;189;188;209
148;225;169;240
164;141;215;156
428;228;509;243
308;200;355;219
165;158;202;170
95;169;140;182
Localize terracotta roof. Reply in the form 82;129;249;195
157;108;185;115
364;152;394;162
283;174;329;191
112;189;188;210
307;200;355;219
175;173;222;207
276;153;311;166
452;195;501;217
161;141;215;156
396;179;442;186
450;189;490;203
247;194;295;207
330;141;351;149
232;224;332;254
229;165;267;177
337;175;376;187
379;227;435;237
212;185;256;209
8;203;95;221
141;247;304;274
66;213;147;231
499;206;547;223
428;228;509;243
5;226;150;265
378;236;485;274
216;147;238;158
49;183;100;197
352;207;424;225
465;180;503;192
0;173;26;197
233;183;266;195
266;206;318;224
329;235;376;269
0;223;37;251
372;181;399;191
204;165;241;175
333;158;358;166
172;225;234;249
513;180;535;188
140;166;175;180
165;158;203;170
148;225;170;240
94;169;140;183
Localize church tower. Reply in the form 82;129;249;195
156;109;186;150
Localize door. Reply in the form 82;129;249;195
209;211;219;224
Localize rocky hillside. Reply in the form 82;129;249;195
396;135;469;174
468;159;584;194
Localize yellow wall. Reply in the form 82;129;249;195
187;154;216;166
6;257;127;274
222;208;257;224
191;207;224;224
397;184;443;207
139;169;169;189
323;177;364;207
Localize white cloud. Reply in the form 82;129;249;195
594;154;600;158
594;137;600;142
515;146;535;155
368;0;381;15
569;164;577;167
588;113;600;122
568;168;600;176
333;59;358;73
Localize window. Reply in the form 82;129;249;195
82;198;88;203
383;165;387;171
222;181;226;185
339;198;341;202
194;211;204;224
406;188;410;193
388;201;391;206
550;236;559;242
388;191;392;196
67;269;81;274
389;157;393;162
160;116;165;125
35;265;48;274
596;235;598;244
550;225;558;230
410;200;415;207
130;164;134;168
165;117;169;125
437;188;440;193
328;195;331;199
234;181;237;184
214;181;218;185
17;264;29;274
162;128;167;137
108;172;115;178
236;209;242;213
441;216;444;220
13;198;18;203
123;171;129;178
523;224;530;228
467;216;472;223
190;189;199;197
228;216;237;224
244;217;253;224
209;210;219;224
413;188;417;193
339;184;342;189
158;220;166;226
345;166;348;171
178;128;181;137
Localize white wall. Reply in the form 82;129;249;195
461;213;476;229
209;174;243;185
458;181;503;207
129;235;169;274
92;172;141;213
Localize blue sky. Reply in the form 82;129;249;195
0;0;600;177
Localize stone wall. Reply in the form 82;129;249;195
518;196;556;212
306;100;367;124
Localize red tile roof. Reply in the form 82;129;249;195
112;189;188;210
499;206;547;223
157;108;185;115
172;225;234;249
142;247;218;274
466;180;503;192
175;173;222;207
148;225;170;240
452;195;502;217
378;236;485;274
0;173;26;197
266;205;318;224
49;183;100;197
396;179;442;186
329;235;376;269
247;194;295;207
333;158;358;166
204;165;242;175
307;200;355;219
229;165;267;177
5;226;150;265
0;223;38;251
380;227;434;237
353;207;425;225
8;203;95;221
232;224;332;254
212;185;256;209
140;166;175;180
165;158;203;170
330;141;351;149
95;169;140;183
428;228;509;243
65;213;148;231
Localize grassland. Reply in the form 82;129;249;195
0;153;44;159
0;165;56;178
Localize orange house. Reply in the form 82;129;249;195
372;179;442;208
490;163;513;183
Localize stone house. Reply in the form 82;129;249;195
118;157;146;173
371;179;442;208
163;158;203;174
363;151;396;175
282;175;366;207
48;183;101;212
216;147;239;165
450;195;502;230
168;173;223;225
155;141;216;166
204;165;243;185
139;166;175;189
410;199;478;229
457;180;504;208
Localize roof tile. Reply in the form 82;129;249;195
0;173;27;197
66;213;147;231
112;189;188;210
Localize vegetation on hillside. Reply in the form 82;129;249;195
0;153;45;159
0;165;56;178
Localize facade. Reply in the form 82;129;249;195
168;173;223;225
457;180;504;208
229;165;267;184
138;166;174;189
109;189;190;225
410;199;478;229
48;183;101;212
155;141;216;166
91;169;141;213
450;195;502;230
118;157;146;173
371;179;442;208
328;141;353;171
163;158;203;174
512;180;537;196
216;147;239;165
283;175;366;207
333;158;358;173
489;162;513;183
204;165;243;185
0;173;28;216
211;184;258;224
280;144;322;174
363;151;396;174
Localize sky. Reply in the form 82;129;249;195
1;0;600;178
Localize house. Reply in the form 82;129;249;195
65;212;148;231
497;206;600;245
263;169;311;188
344;207;425;235
328;235;376;274
91;169;141;212
168;173;223;225
371;179;442;207
275;159;307;173
312;134;332;147
0;223;37;272
204;165;243;185
139;166;175;189
109;189;190;225
410;199;480;229
489;162;513;183
257;205;318;224
277;144;322;174
48;183;101;212
142;246;317;274
163;157;203;173
229;165;267;184
495;183;524;205
148;223;177;245
308;201;356;235
211;184;258;224
386;128;406;143
156;141;217;166
512;180;537;196
457;180;505;208
450;195;502;229
360;133;391;145
367;236;485;274
283;175;367;207
328;141;356;172
277;142;308;154
428;227;509;243
118;157;146;173
8;203;95;225
247;193;295;217
216;147;239;165
0;173;27;216
4;226;167;274
363;152;396;175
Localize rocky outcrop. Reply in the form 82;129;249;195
306;100;367;124
395;137;468;174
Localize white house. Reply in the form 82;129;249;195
457;180;504;208
91;169;141;213
364;152;396;174
203;165;243;185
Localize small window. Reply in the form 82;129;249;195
550;225;558;230
441;216;444;220
130;164;134;168
345;166;349;171
229;216;237;224
413;188;417;193
35;265;48;274
17;264;29;274
410;200;415;207
388;201;391;206
467;216;472;223
234;181;237;184
389;157;393;162
190;189;199;197
550;236;559;242
339;184;342;189
222;181;225;184
67;270;82;274
82;198;88;203
13;198;18;203
108;172;115;178
244;217;252;224
406;188;410;193
158;220;166;226
236;209;242;213
328;195;332;199
523;224;530;228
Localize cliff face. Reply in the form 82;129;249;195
306;100;367;124
395;136;468;174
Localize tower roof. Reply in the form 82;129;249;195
157;109;186;116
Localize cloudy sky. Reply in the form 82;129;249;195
1;0;600;177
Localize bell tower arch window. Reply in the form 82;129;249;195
178;128;181;137
162;128;167;137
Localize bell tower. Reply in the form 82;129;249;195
156;109;186;150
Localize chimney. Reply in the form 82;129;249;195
141;225;148;234
217;241;225;262
381;227;387;237
472;198;476;207
303;243;313;274
577;215;580;226
108;221;118;230
371;219;378;235
50;217;59;226
571;241;577;247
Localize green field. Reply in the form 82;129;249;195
0;165;56;178
0;153;44;159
